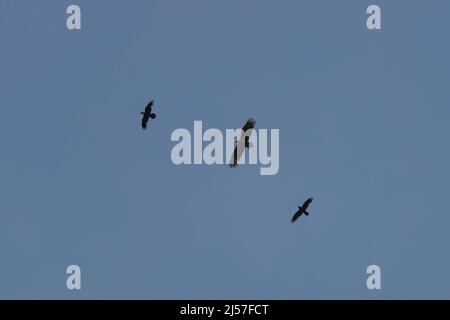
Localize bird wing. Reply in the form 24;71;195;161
145;101;154;113
303;197;313;209
229;145;238;167
228;140;245;167
242;118;256;132
237;118;255;146
291;210;301;223
141;114;149;129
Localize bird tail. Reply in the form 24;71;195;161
304;211;309;216
150;113;156;119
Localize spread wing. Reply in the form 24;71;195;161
229;140;245;168
303;197;313;209
291;210;301;223
145;100;154;113
141;114;149;129
242;118;256;132
229;145;238;167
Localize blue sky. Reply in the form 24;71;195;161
0;0;450;299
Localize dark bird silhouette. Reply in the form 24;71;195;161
229;118;256;167
140;100;156;129
291;197;313;223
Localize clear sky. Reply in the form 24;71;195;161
1;0;450;299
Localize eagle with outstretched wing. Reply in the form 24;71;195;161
291;197;313;223
140;100;156;129
229;118;256;167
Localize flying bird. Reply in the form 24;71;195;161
229;118;256;167
140;100;156;129
291;197;313;223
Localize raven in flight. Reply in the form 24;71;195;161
140;100;156;129
229;118;256;167
291;197;313;223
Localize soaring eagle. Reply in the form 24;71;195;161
229;118;256;167
291;197;313;223
140;100;156;129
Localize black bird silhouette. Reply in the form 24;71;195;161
140;100;156;129
229;118;256;167
291;197;313;223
